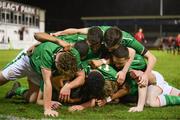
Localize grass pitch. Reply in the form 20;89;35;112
0;50;180;119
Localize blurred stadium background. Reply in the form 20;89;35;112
0;0;179;49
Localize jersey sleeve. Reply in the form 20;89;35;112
121;31;148;55
129;54;147;71
128;40;148;55
97;64;117;81
70;48;82;69
40;49;54;70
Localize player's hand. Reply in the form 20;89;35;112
89;59;103;68
138;73;148;87
129;70;140;80
63;44;71;51
96;99;107;107
55;40;71;51
59;83;71;102
27;45;35;56
116;71;126;85
51;101;62;110
44;109;59;117
128;106;143;112
68;105;85;112
129;70;146;87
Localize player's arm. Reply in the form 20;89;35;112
128;85;147;112
34;32;71;50
59;70;85;102
50;28;89;36
139;51;156;86
143;51;156;77
110;85;129;101
89;58;110;68
68;99;96;112
121;47;135;74
41;68;58;117
97;84;129;107
116;48;135;85
128;39;156;86
68;98;82;103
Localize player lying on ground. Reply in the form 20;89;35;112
130;70;180;109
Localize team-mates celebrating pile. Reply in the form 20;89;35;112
0;26;179;117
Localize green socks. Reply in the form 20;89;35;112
164;95;180;106
15;87;28;96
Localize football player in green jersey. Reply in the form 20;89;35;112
50;26;156;92
0;42;85;117
103;26;156;90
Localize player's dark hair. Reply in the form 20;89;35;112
82;70;105;100
87;26;103;45
74;40;89;59
111;45;129;59
104;27;122;48
56;52;78;79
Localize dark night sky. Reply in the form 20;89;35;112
9;0;180;31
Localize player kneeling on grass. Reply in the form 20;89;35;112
0;42;85;117
130;70;180;108
5;75;71;110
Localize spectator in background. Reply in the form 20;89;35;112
167;36;175;54
134;28;147;44
176;33;180;55
159;37;166;51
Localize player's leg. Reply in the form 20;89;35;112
25;78;39;103
146;85;162;107
0;53;29;86
146;76;180;107
5;81;23;98
170;87;180;96
0;72;9;85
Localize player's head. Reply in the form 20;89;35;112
139;28;143;32
104;80;119;97
55;52;78;79
87;27;103;53
74;40;89;60
84;70;105;99
111;45;129;69
104;26;122;52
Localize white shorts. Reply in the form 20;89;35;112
1;50;42;86
152;71;172;95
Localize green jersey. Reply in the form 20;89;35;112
130;54;147;70
56;34;100;60
109;53;147;96
56;34;86;43
126;73;138;96
98;26;146;55
81;60;117;81
120;31;146;55
30;42;62;75
30;42;81;76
